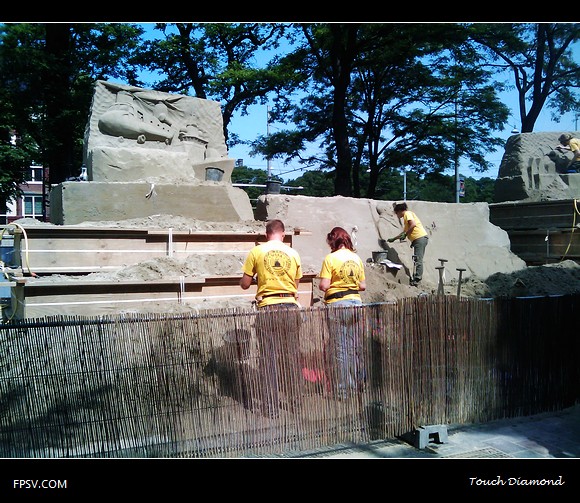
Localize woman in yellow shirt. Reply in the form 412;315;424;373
319;227;366;400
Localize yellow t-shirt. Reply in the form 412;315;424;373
319;248;365;304
242;240;302;308
569;138;580;156
403;210;428;242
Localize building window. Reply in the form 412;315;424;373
23;195;43;218
28;166;44;183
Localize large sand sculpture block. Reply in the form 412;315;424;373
51;81;252;223
50;182;254;225
494;132;580;202
257;195;525;285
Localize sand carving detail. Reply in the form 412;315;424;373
84;81;233;184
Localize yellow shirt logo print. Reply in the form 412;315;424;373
339;260;360;283
265;250;292;276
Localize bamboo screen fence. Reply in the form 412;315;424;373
1;294;579;458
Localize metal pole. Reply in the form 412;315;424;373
266;106;271;180
436;267;445;296
403;169;407;201
454;99;459;203
456;268;466;298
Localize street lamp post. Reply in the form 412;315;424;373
454;99;460;203
266;105;271;180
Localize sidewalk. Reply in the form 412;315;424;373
281;403;580;459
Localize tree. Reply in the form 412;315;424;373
0;23;145;197
350;24;508;199
0;129;36;210
469;23;580;132
0;24;43;208
254;23;509;199
285;169;334;197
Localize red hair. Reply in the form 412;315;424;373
326;227;355;252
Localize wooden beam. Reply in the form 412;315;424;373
4;225;306;274
7;274;317;320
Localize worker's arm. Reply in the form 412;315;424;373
240;273;254;290
358;280;367;292
319;278;330;292
388;232;406;242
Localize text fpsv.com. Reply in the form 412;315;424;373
13;480;67;490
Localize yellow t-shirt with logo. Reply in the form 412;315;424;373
403;210;428;242
242;240;302;308
319;248;365;304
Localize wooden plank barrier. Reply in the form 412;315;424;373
1;295;578;458
0;224;313;320
5;225;299;274
6;275;315;319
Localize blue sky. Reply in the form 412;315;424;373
227;90;579;183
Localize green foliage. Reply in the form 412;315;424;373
0;134;35;204
231;165;271;201
283;166;496;204
252;23;514;198
284;169;334;197
467;23;580;133
0;23;145;198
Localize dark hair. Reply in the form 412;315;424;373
393;202;408;212
266;219;285;235
559;133;573;143
326;226;354;252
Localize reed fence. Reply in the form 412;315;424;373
1;294;578;458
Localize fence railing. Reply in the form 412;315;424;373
1;294;578;458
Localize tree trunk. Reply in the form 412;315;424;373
329;25;358;197
44;23;75;185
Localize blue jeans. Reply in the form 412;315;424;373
326;300;364;397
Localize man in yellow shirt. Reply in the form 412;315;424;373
240;219;303;417
240;219;302;308
389;202;429;287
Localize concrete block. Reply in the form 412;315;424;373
414;424;448;449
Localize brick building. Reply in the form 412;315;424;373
0;165;48;224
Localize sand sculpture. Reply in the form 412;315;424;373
494;131;580;203
49;81;253;224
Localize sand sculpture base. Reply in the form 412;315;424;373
50;181;254;225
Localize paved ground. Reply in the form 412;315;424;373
280;403;580;459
